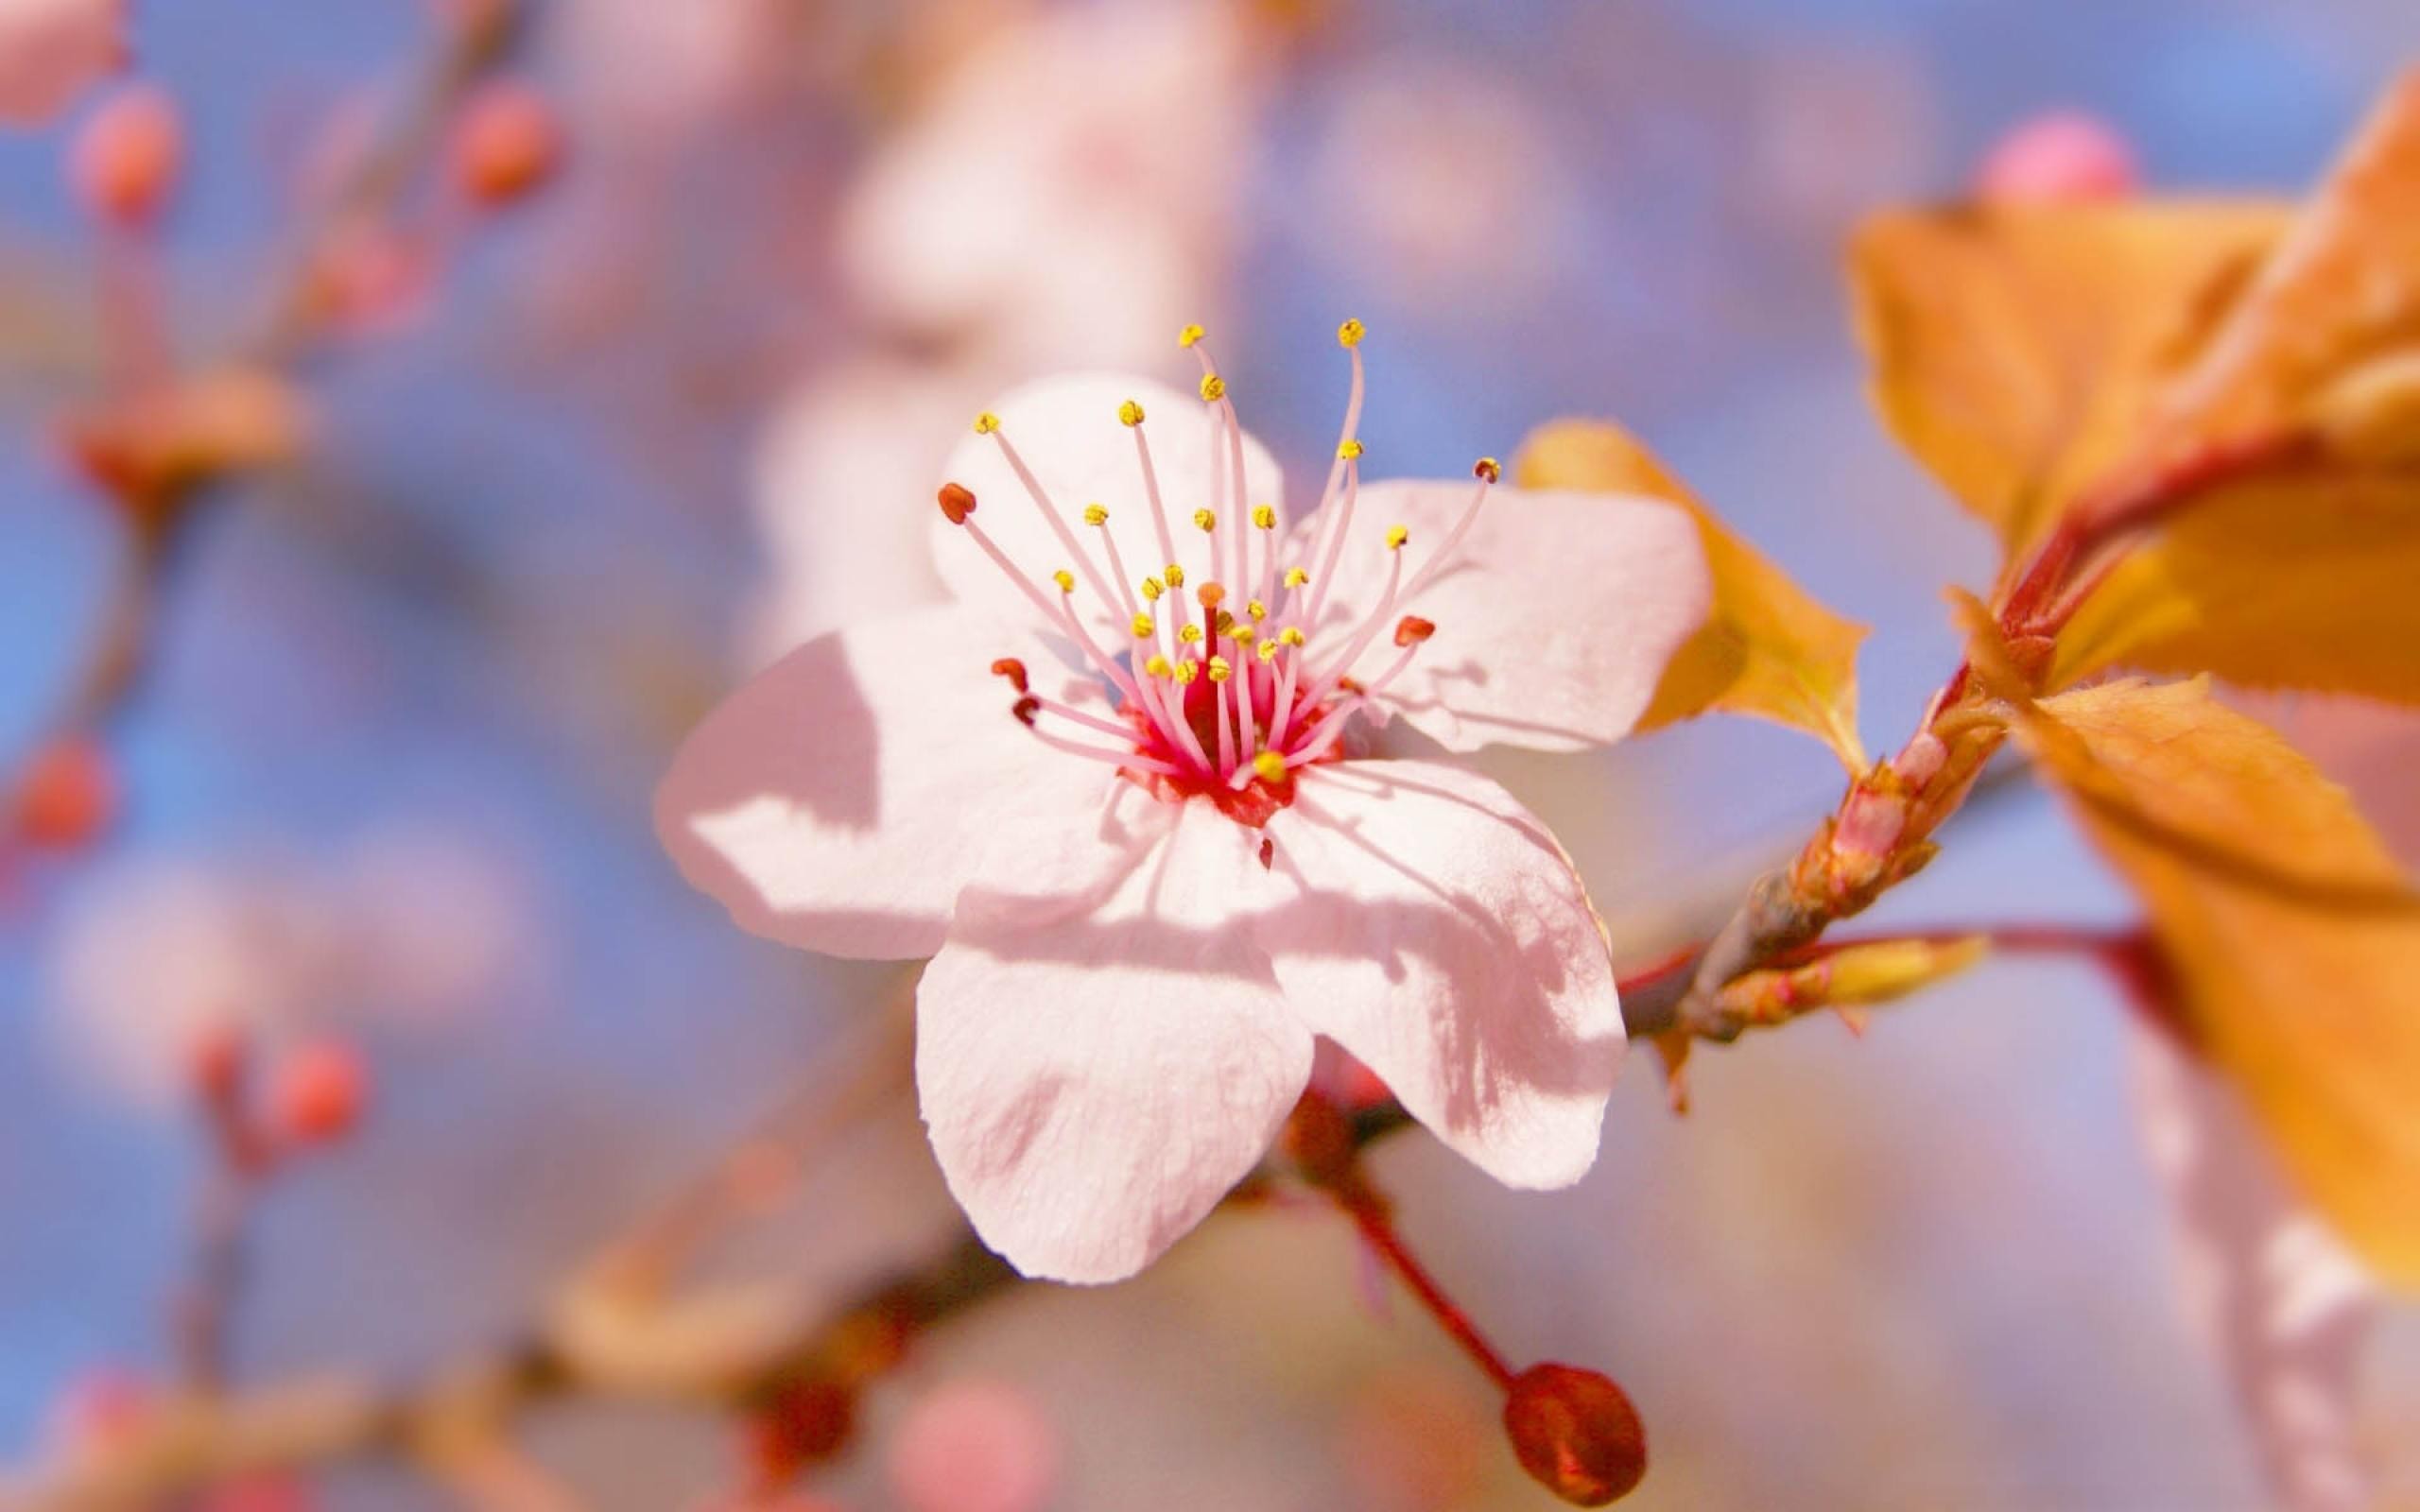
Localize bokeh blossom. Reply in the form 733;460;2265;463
661;332;1709;1280
0;0;121;126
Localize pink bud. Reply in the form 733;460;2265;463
10;733;117;850
887;1381;1061;1512
1973;111;2138;204
1501;1364;1647;1506
451;80;563;208
70;83;182;228
267;1040;368;1146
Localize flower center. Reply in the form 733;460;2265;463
938;321;1498;827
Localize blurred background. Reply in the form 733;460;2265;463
4;1;2419;1507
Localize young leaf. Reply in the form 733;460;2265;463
1849;200;2287;558
1513;418;1869;771
2049;468;2420;697
2008;677;2420;1288
2048;72;2420;702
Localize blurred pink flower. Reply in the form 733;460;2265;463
746;358;964;661
1974;110;2139;203
837;1;1265;366
0;0;122;127
659;345;1709;1281
2134;1024;2377;1512
887;1379;1061;1512
1301;58;1571;315
44;827;531;1108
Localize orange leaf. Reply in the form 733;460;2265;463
2009;677;2420;1287
1514;418;1868;770
2046;72;2420;702
1850;200;2287;559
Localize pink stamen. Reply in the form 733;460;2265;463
988;426;1126;615
1397;471;1495;604
1023;724;1187;779
1297;541;1405;714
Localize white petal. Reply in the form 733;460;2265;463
917;798;1310;1284
1304;481;1708;752
1253;760;1624;1187
654;606;1119;960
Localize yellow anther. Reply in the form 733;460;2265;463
1145;654;1174;679
1132;612;1155;638
1178;322;1205;349
1052;568;1076;593
1253;749;1288;782
1256;640;1282;663
1083;503;1110;526
1338;318;1366;349
1193;507;1217;532
1164;562;1186;588
1199;372;1226;403
1230;624;1256;645
1252;504;1275;530
1118;398;1146;426
1140;576;1165;602
1337;438;1364;461
1385;524;1409;551
1283;566;1309;589
1213;610;1236;635
1207;656;1232;682
1178;624;1204;644
1246;598;1268;621
1278;627;1306;646
1474;455;1502;484
1175;659;1201;685
973;411;1000;435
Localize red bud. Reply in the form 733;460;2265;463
11;734;117;849
1502;1363;1647;1506
451;80;563;207
268;1040;369;1146
71;84;183;229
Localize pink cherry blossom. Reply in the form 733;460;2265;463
658;327;1711;1282
0;0;123;127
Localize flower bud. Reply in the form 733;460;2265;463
70;83;182;228
1502;1363;1647;1506
10;733;117;849
268;1040;369;1146
745;1378;856;1483
451;80;563;208
1973;111;2137;204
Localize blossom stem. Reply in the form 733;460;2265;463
1295;1108;1515;1391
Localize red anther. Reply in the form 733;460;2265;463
451;79;563;207
1392;615;1436;647
71;84;183;230
1502;1364;1648;1506
991;658;1029;694
267;1040;369;1147
937;482;977;524
1011;696;1041;728
10;733;118;849
1473;456;1502;483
